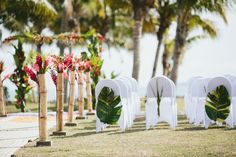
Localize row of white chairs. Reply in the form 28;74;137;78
185;75;236;128
95;75;178;132
95;76;140;132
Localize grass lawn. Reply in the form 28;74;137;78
14;98;236;157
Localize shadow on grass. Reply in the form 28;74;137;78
54;129;118;139
108;128;146;135
224;127;236;131
77;120;96;125
84;126;96;130
176;125;228;131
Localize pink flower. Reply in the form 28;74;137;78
78;61;84;71
24;66;38;84
2;73;12;82
50;70;57;86
33;63;40;72
58;63;64;73
63;71;68;79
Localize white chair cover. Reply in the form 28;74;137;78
146;76;177;129
190;78;210;125
114;79;133;128
95;79;128;132
204;76;234;128
230;79;236;125
118;77;136;121
184;77;202;120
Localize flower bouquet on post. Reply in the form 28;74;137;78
84;60;94;115
64;54;78;126
0;61;10;117
24;54;52;147
76;59;86;120
50;55;68;136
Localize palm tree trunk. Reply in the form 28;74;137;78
162;53;169;76
132;18;143;80
151;36;163;78
170;12;189;84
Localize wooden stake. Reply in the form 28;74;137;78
0;75;7;117
76;70;85;119
65;71;77;126
86;71;94;115
53;73;66;135
36;74;52;146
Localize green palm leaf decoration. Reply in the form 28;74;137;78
96;87;122;125
205;85;231;123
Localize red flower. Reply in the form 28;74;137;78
16;99;22;107
98;34;105;42
36;55;43;70
64;54;73;70
84;61;91;72
24;66;38;84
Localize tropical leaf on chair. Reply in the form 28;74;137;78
157;86;163;117
205;85;231;123
96;87;122;125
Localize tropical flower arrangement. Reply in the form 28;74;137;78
10;40;31;112
24;54;54;144
24;54;53;83
49;54;70;86
3;31;104;112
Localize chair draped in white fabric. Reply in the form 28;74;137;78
118;77;136;124
184;76;202;121
204;76;234;128
190;78;210;125
95;79;128;133
227;77;236;125
119;76;141;116
114;79;133;128
146;76;177;129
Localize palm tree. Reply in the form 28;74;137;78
151;0;175;78
162;16;218;77
3;0;56;51
0;0;57;51
131;0;155;81
170;0;230;83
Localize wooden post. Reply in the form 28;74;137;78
86;71;94;115
36;74;52;146
53;73;66;135
0;75;7;117
76;70;85;119
65;71;77;126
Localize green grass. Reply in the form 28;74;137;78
6;102;57;113
14;98;236;157
6;99;89;113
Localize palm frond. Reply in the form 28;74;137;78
188;15;218;39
